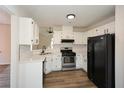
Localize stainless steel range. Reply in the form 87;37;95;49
61;47;76;70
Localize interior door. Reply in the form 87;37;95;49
93;35;106;87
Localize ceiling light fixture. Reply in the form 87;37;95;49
66;14;76;20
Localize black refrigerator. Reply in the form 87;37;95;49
87;34;115;88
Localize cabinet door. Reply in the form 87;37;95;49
95;26;105;36
18;62;42;88
82;56;87;72
53;31;61;44
89;27;105;37
104;22;115;34
44;56;52;74
74;32;83;44
52;55;62;71
19;17;34;45
33;23;39;45
90;29;96;37
76;54;83;69
108;22;115;34
87;30;92;38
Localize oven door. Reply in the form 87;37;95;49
63;56;75;64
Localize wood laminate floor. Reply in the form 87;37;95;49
0;65;10;88
44;69;97;88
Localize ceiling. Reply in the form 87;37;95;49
16;5;115;27
0;7;10;24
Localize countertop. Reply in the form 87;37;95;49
19;53;53;63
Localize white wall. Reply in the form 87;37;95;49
0;24;11;64
115;6;124;88
0;7;11;24
11;15;19;88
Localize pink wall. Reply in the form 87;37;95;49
0;24;11;64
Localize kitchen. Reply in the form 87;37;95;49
13;5;115;88
0;5;124;88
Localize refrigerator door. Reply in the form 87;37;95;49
93;35;106;88
87;37;94;80
106;34;115;88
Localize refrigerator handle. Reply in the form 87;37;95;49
104;29;106;34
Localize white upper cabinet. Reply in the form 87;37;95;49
103;21;115;34
86;30;92;39
86;21;115;37
33;23;39;45
61;26;74;39
74;32;83;44
83;21;115;44
53;31;62;44
91;27;104;37
19;17;39;45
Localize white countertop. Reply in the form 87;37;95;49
19;53;53;63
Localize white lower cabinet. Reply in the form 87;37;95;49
76;54;83;69
44;54;62;73
82;56;87;72
18;61;42;88
76;54;87;72
44;55;53;74
52;54;62;71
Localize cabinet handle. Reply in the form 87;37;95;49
106;29;108;33
104;29;106;34
31;40;33;42
36;39;38;43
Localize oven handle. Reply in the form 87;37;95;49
61;57;64;66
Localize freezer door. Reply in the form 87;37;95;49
87;37;94;80
93;36;106;88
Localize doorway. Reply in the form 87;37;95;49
0;7;11;88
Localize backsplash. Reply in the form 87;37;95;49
53;44;87;57
19;45;33;60
19;44;87;60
